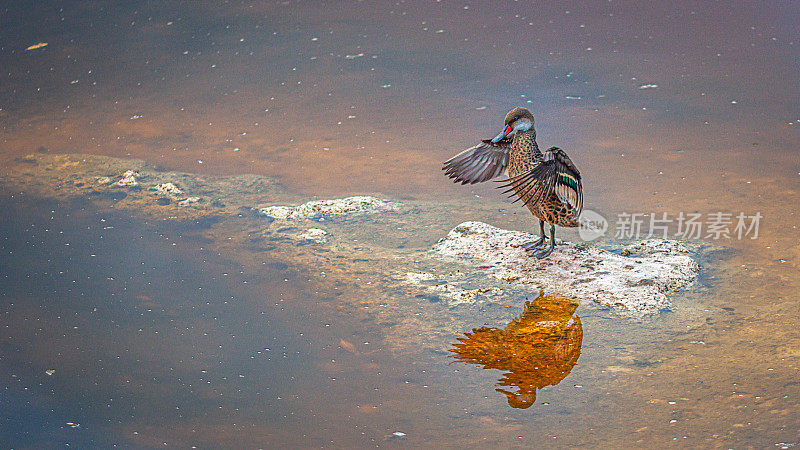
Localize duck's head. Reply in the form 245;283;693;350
491;107;535;143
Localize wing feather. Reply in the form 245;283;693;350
543;147;583;216
496;146;583;217
442;139;511;185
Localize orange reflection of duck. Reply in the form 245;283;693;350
450;292;583;409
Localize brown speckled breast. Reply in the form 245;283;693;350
506;131;542;177
528;194;580;227
507;130;580;228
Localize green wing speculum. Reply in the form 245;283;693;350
496;147;583;218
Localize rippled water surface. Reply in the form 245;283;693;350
2;1;800;447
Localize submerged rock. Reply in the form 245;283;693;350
177;196;202;206
404;272;505;306
258;196;399;219
0;153;291;222
298;228;328;242
1;153;705;318
424;221;698;313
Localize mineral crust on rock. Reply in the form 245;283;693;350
426;221;699;313
258;196;400;219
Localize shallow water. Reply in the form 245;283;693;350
1;1;800;448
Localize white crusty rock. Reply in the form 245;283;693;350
258;196;400;219
153;182;183;196
116;170;139;187
429;221;699;313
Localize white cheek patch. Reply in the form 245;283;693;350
514;119;532;132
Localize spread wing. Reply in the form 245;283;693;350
442;137;511;184
500;146;583;217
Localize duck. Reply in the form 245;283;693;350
442;107;583;258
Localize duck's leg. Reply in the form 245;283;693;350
533;224;556;258
522;220;547;251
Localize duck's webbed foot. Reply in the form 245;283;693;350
531;242;554;258
521;236;545;251
522;220;547;251
529;224;556;259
